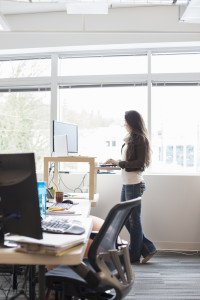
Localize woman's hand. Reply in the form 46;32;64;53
105;158;118;165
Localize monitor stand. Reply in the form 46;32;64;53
0;217;4;247
0;216;9;248
53;134;68;156
0;216;18;248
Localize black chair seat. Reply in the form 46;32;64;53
46;263;88;286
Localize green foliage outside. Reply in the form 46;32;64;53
0;61;51;171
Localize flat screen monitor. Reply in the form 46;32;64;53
53;121;78;154
0;153;43;246
54;134;68;156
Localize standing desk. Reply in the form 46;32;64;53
0;201;93;299
44;156;97;201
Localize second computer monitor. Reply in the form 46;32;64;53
53;121;78;155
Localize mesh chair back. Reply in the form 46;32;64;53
88;197;141;271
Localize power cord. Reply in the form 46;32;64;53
74;173;88;193
57;172;74;192
58;172;88;193
48;163;89;194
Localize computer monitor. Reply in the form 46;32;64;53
0;153;43;246
53;120;78;154
54;134;68;156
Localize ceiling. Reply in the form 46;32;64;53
0;0;188;15
0;0;194;32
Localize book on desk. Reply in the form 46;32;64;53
5;217;92;256
5;232;85;256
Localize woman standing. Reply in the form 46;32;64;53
106;110;156;264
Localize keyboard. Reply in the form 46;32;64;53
99;164;118;167
42;217;85;235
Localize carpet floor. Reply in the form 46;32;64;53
126;251;200;300
0;251;200;299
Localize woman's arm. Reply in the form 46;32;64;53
105;158;119;166
118;143;146;171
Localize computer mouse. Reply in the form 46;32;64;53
66;223;85;235
62;199;74;204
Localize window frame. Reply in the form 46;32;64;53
0;46;200;174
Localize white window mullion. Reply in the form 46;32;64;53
58;74;147;86
51;54;59;152
151;73;200;83
147;50;152;139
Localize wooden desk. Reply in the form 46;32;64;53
3;217;92;266
0;247;86;299
66;193;99;208
1;214;93;299
46;199;92;217
44;156;96;201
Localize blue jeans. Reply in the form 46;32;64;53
121;182;156;262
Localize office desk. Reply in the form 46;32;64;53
44;156;96;201
46;198;91;217
66;193;99;208
1;206;93;299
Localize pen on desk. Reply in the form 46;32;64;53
46;210;81;215
48;207;65;211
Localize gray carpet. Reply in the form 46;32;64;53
126;251;200;300
0;251;200;299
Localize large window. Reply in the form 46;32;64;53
0;58;51;173
0;90;51;171
0;58;51;78
151;85;200;173
59;85;147;162
59;55;147;76
152;53;200;73
0;49;200;175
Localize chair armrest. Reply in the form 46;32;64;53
89;231;99;240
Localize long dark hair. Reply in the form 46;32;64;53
125;110;151;167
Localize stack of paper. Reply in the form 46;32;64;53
5;232;85;256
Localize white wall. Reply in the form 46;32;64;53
95;174;200;251
59;173;200;251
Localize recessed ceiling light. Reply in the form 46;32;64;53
66;2;109;14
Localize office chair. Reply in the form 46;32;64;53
45;197;141;300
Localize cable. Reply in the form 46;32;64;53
57;169;88;193
48;162;54;175
47;163;88;194
57;172;74;192
74;187;83;193
74;172;88;192
48;163;59;191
